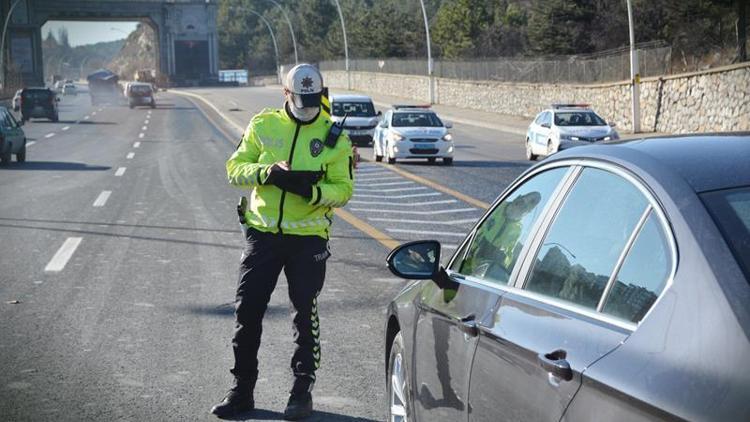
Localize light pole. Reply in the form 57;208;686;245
79;55;92;80
266;0;298;65
246;9;282;84
626;0;640;133
331;0;350;90
418;0;434;104
0;0;23;89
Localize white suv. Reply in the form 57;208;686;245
330;94;380;147
373;105;454;165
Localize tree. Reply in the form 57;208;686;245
433;0;492;58
527;0;596;55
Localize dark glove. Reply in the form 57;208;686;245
275;178;313;199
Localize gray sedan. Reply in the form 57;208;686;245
384;133;750;421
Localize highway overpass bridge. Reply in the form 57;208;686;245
2;0;219;85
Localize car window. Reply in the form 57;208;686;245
524;168;649;310
702;187;750;283
454;167;568;285
540;112;551;127
392;112;443;127
332;101;375;117
601;212;671;322
554;111;607;126
0;110;13;128
534;113;545;125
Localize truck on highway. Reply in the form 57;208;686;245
86;69;121;105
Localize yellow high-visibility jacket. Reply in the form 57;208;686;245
226;107;354;239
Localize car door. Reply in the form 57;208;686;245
0;110;20;152
6;110;24;150
468;164;655;422
412;165;572;421
534;112;552;150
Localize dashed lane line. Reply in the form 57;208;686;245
133;142;141;148
352;176;403;182
44;133;55;138
115;167;126;177
62;126;70;131
44;237;83;272
93;190;112;207
126;152;135;159
353;192;441;199
355;187;428;193
92;111;97;116
84;115;90;120
349;199;457;207
357;181;414;187
387;228;467;237
26;141;36;147
349;207;477;215
144;119;150;124
139;133;145;138
141;126;147;131
369;217;478;225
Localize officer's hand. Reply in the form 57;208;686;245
265;161;290;185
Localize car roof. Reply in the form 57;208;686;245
23;87;51;91
331;94;372;102
552;133;750;193
393;108;436;114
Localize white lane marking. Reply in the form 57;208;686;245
353;176;403;182
355;187;428;193
26;141;37;147
115;167;127;176
133;142;141;148
369;217;478;225
349;207;477;215
98;108;103;112
93;190;112;207
44;133;55;138
126;152;135;159
62;126;70;131
92;111;97;116
353;192;441;199
387;228;467;237
349;199;457;207
141;126;147;131
44;237;83;272
138;133;144;138
355;170;391;176
84;115;90;120
357;181;414;187
144;119;149;124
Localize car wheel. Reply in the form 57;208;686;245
546;140;556;156
443;157;453;165
427;157;436;164
16;140;26;163
150;102;156;109
387;332;411;422
526;139;538;161
1;145;12;165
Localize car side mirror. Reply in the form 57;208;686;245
609;122;617;128
56;97;60;102
541;123;550;129
377;110;382;117
387;240;441;280
444;121;453;129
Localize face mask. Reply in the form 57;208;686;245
288;93;320;122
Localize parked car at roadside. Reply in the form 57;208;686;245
12;89;22;112
19;87;59;122
383;133;750;422
373;105;454;165
526;104;619;160
62;83;77;96
330;94;380;147
0;106;27;164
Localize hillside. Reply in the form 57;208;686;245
107;23;157;80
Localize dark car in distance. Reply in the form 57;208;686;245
384;134;750;422
19;87;59;122
126;82;156;109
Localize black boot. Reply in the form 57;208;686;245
211;378;255;418
283;376;314;421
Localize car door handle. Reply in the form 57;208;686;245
537;349;573;381
457;314;479;337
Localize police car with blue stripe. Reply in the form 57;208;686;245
373;105;455;165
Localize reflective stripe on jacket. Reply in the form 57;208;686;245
226;107;354;239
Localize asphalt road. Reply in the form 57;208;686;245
0;85;530;421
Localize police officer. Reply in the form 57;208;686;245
211;64;354;420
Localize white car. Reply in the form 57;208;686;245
373;105;454;165
525;104;619;161
12;89;22;112
330;94;380;147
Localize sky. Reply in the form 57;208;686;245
42;21;139;47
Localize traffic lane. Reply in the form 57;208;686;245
0;97;159;300
15;89;100;139
0;92;398;421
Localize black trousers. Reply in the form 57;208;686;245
231;227;329;383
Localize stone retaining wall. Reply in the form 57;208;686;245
323;62;750;133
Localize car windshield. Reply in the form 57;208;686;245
392;112;443;127
332;101;375;117
702;186;750;283
131;85;152;93
22;90;52;100
554;111;606;126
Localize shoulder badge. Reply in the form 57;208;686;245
310;138;324;157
